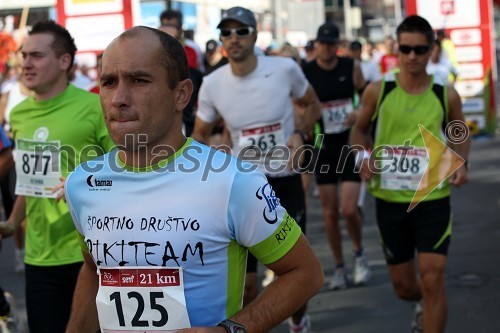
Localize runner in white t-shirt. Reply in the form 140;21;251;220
426;40;458;86
192;6;320;333
349;40;382;85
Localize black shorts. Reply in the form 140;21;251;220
25;262;82;333
247;174;306;273
375;197;452;265
314;132;360;185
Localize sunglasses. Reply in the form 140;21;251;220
398;45;431;55
220;27;254;38
160;23;180;30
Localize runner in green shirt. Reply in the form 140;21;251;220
352;16;470;333
0;20;113;333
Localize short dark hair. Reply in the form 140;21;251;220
305;40;315;51
118;26;189;90
436;29;446;38
350;40;362;51
159;10;183;27
396;15;434;45
29;20;77;70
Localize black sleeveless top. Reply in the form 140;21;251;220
303;57;355;144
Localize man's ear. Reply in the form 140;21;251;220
60;53;72;72
176;78;194;112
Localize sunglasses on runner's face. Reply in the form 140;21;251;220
398;44;431;55
220;27;255;38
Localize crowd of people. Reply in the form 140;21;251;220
0;6;469;333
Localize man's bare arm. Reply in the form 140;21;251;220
191;116;217;144
231;234;323;333
295;85;321;132
178;235;323;333
0;92;9;125
351;82;381;181
0;146;13;179
0;147;15;236
351;82;381;149
353;59;367;92
0;196;26;237
65;252;100;333
344;60;368;127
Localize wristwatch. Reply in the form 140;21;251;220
217;319;248;333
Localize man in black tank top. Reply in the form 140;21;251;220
303;22;372;290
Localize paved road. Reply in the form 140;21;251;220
272;136;500;333
1;136;499;332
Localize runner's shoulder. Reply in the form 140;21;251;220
69;84;102;105
363;80;383;102
445;84;460;103
338;56;354;67
202;63;231;84
266;55;298;69
302;59;318;73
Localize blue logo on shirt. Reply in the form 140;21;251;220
256;183;280;224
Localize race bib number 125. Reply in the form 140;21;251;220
96;267;191;332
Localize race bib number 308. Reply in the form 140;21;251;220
97;267;191;332
380;147;429;191
14;139;62;198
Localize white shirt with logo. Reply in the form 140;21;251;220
65;140;302;331
197;57;309;177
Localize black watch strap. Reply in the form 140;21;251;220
217;319;247;333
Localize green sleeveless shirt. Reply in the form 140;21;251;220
368;72;451;203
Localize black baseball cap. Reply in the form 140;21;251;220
206;39;218;52
350;40;362;51
217;6;257;29
305;40;315;51
316;22;340;43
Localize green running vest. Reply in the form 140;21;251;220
368;73;451;203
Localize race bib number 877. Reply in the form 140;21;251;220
97;267;191;332
15;139;61;198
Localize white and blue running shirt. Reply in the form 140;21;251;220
65;139;302;327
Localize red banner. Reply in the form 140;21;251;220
406;0;497;135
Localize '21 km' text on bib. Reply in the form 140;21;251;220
14;139;62;198
97;267;191;332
